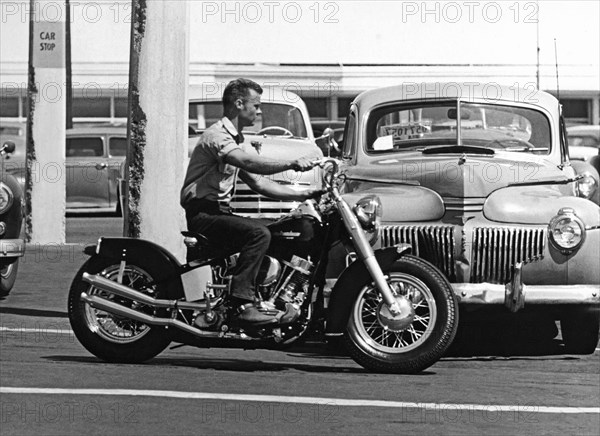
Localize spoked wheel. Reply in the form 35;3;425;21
345;255;458;374
0;259;19;297
68;256;171;363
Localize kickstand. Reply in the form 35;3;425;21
169;343;190;350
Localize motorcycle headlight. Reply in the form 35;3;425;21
0;183;14;215
576;172;598;199
353;195;382;244
548;207;585;253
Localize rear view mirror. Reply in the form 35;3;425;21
447;108;471;120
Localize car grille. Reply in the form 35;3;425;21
380;225;456;280
230;185;299;219
471;227;546;284
381;225;547;284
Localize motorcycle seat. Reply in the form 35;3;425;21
181;231;210;249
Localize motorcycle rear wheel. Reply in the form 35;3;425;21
345;255;458;374
68;255;171;363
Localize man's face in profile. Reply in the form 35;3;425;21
237;89;262;128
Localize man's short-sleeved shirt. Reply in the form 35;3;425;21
180;117;245;209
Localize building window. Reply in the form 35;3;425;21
0;97;19;117
72;97;111;118
338;97;357;119
114;98;128;118
303;97;328;119
561;99;589;123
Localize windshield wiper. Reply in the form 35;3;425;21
420;145;495;155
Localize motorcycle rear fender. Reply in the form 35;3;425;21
84;237;185;300
325;244;411;336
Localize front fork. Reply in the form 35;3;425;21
333;192;402;316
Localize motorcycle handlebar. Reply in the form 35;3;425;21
312;158;340;189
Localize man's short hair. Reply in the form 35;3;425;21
222;79;263;109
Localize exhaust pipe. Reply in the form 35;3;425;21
80;292;220;338
82;273;206;311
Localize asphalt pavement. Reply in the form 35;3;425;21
0;217;598;435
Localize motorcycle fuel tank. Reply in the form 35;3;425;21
267;215;325;260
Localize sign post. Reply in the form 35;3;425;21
26;0;67;244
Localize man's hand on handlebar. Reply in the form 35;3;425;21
290;155;323;172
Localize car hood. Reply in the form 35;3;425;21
188;135;323;187
345;152;568;198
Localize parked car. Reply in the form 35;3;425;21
566;125;600;205
187;87;323;218
336;83;600;353
64;125;126;215
0;140;25;297
3;123;126;215
567;124;600;161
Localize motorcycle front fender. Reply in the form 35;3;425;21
84;237;185;300
325;244;411;336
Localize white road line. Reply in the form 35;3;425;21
1;388;598;415
0;327;73;335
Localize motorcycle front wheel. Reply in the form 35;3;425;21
345;255;458;374
68;255;171;363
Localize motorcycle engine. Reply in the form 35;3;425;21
258;255;313;309
216;254;313;312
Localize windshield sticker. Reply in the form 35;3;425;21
373;135;394;150
381;123;431;141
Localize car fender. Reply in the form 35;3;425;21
571;160;600;205
325;244;411;336
84;237;185;299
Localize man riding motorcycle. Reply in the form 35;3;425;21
180;78;321;325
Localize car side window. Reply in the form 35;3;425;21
109;137;127;157
66;137;104;157
342;111;356;159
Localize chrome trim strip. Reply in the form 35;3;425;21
453;283;600;305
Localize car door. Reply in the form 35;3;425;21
107;135;127;207
66;134;110;209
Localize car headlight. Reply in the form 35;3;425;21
548;207;585;253
352;195;382;244
0;183;14;215
576;172;598;199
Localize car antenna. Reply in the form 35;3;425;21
554;38;560;103
554;38;569;169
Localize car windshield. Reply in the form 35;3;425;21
189;101;308;138
568;135;599;148
367;101;551;154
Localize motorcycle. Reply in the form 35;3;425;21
68;159;459;373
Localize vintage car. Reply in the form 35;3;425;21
567;124;600;161
336;83;600;353
3;123;126;215
63;125;126;215
0;139;25;297
187;87;323;218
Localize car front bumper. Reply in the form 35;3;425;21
454;264;600;311
0;239;25;257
